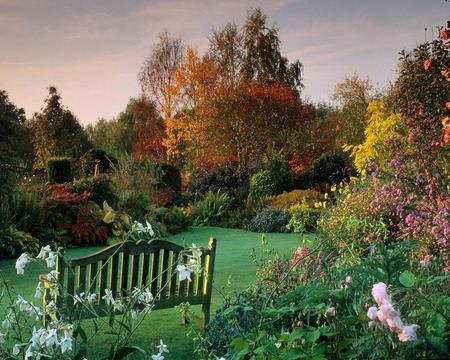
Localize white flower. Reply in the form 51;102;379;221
157;339;169;354
73;293;84;305
16;253;30;275
2;310;14;329
45;252;57;268
35;282;43;298
177;265;192;281
131;310;139;319
145;221;155;236
86;293;97;304
49;285;59;298
12;343;21;355
0;332;6;343
113;299;123;312
25;345;33;360
45;300;57;315
31;327;45;347
367;306;378;320
398;324;419;342
274;342;281;348
36;246;51;259
16;295;29;312
60;330;73;353
102;289;114;305
45;328;58;347
151;353;164;360
191;243;202;259
45;270;59;282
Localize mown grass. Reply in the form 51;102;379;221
0;227;314;359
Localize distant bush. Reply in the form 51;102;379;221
0;225;41;259
147;206;191;235
47;157;72;184
70;176;117;207
269;189;322;209
117;189;150;221
158;163;182;204
79;149;117;177
193;190;231;226
0;192;42;236
249;170;277;197
286;203;320;233
248;208;290;233
186;162;249;205
293;151;355;189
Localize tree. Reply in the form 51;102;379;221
241;8;303;95
332;73;376;146
208;23;243;86
138;31;184;119
33;87;90;169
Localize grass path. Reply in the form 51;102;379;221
0;227;314;359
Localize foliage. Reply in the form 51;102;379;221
269;189;322;209
344;101;405;172
157;163;182;205
295;151;356;189
47;157;72;184
286;204;320;233
248;208;289;233
40;184;109;246
332;73;377;146
186;161;250;205
79;149;117;177
33;87;91;170
117;189;151;221
0;225;41;258
70;176;117;207
192;191;231;226
249;170;277;197
147;206;191;235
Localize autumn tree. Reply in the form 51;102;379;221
33;87;90;170
241;8;303;95
332;73;377;146
138;31;184;119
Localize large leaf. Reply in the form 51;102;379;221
399;270;416;288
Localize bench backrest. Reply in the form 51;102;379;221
48;238;216;317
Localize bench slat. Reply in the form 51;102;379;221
150;251;160;297
120;253;130;295
160;249;170;298
110;253;120;297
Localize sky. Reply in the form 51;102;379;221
1;0;449;125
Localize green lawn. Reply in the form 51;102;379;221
0;227;314;359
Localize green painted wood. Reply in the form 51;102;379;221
66;264;75;307
169;252;178;297
56;249;66;307
121;253;130;295
151;251;160;298
131;254;140;289
110;253;120;297
89;261;98;293
141;254;150;288
160;249;170;299
78;265;87;294
99;258;109;300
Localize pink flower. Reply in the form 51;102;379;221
440;29;448;41
398;325;419;342
367;306;378;320
325;307;335;317
368;320;377;328
423;59;431;70
345;276;352;284
371;282;391;306
386;313;404;333
420;254;433;267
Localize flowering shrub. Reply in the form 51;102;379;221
268;189;322;209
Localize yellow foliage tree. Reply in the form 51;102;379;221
344;101;405;172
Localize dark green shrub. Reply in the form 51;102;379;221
158;163;182;203
193;190;231;226
197;288;268;358
47;157;72;184
117;189;150;221
0;225;41;258
147;206;191;234
79;149;117;176
186;162;250;205
70;176;117;207
248;208;290;233
249;170;277;197
0;192;42;236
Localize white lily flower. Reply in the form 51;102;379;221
45;328;58;347
25;345;33;360
12;343;21;355
151;353;164;360
49;285;59;298
16;253;29;275
113;299;123;312
145;221;155;236
157;339;169;353
45;252;57;268
102;289;114;305
86;293;97;304
35;282;43;298
0;332;6;343
176;265;192;281
60;330;73;353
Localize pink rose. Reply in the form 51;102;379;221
398;325;419;342
371;282;391;306
367;306;378;320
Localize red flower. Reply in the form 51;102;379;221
440;29;448;41
446;102;450;110
423;59;431;70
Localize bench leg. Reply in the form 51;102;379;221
201;302;210;332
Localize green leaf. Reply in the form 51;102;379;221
222;305;241;316
399;270;416;288
231;337;250;352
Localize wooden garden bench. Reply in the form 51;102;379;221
42;238;217;329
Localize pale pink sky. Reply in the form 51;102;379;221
1;0;448;124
